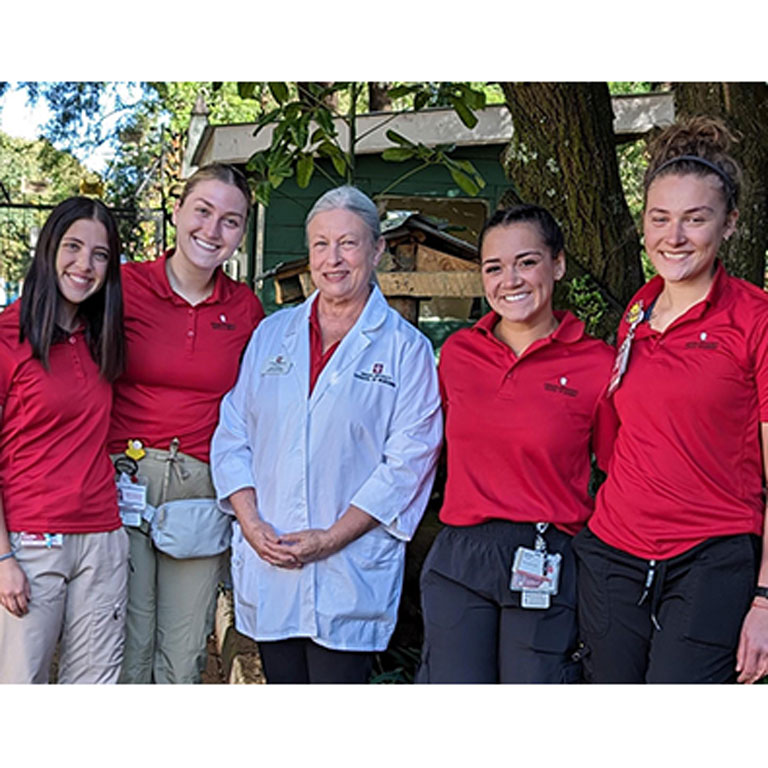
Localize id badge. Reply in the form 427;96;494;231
116;472;148;528
510;548;562;603
261;354;292;376
522;590;550;609
19;532;64;548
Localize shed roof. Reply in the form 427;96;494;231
190;92;674;168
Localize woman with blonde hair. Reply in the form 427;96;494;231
109;163;264;683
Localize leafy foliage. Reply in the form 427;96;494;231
0;130;84;283
244;81;490;204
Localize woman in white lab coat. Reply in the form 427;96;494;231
211;185;442;683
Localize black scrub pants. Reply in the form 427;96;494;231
573;527;760;683
417;520;582;684
257;638;373;684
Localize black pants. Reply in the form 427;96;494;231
573;527;760;683
418;520;581;684
257;638;373;684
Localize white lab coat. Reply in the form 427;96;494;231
211;285;442;651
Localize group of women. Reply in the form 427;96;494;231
1;115;767;685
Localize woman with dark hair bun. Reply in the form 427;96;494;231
0;197;128;683
108;163;264;684
574;116;768;683
417;203;616;683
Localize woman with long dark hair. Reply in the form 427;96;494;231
0;197;128;683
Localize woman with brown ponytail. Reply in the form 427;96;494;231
573;117;768;683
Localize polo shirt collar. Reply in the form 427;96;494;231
473;309;585;347
146;250;232;305
626;260;727;332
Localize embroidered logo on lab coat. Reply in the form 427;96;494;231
261;354;293;375
354;362;396;388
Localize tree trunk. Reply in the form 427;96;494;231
499;82;645;338
672;82;768;287
368;82;392;112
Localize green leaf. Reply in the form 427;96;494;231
450;96;478;129
254;108;281;131
310;127;326;144
270;120;290;150
238;82;257;100
387;85;418;99
414;91;430;110
382;147;417;162
246;152;268;174
315;108;335;135
268;82;290;104
284;102;302;122
449;167;480;196
330;151;347;177
296;154;314;188
415;143;434;162
385;129;416;147
458;84;486;110
253;181;271;206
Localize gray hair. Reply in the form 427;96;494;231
305;185;381;244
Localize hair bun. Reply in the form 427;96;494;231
645;115;742;211
652;116;738;162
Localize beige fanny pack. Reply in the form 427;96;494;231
115;438;232;559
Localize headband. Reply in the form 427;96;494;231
648;154;736;200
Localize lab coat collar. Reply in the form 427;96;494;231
287;284;388;409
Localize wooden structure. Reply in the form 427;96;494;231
271;213;482;326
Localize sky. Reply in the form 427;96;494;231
0;83;145;173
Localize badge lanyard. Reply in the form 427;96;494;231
509;522;562;610
607;300;645;396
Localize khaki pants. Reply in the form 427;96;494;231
0;528;129;684
115;444;225;684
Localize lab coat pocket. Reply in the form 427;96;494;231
317;528;403;622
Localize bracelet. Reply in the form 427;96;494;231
755;585;768;601
0;550;16;563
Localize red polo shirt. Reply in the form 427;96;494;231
590;263;768;559
309;296;340;396
108;253;264;463
0;302;120;533
438;310;616;536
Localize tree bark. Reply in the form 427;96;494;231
368;82;392;112
499;82;645;337
672;82;768;286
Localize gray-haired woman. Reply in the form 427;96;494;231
211;185;442;683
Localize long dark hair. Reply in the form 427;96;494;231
19;197;125;381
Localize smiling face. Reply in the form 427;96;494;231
644;172;738;291
172;179;249;276
55;217;110;322
481;221;565;332
307;208;385;306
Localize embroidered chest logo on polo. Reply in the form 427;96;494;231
354;362;396;388
685;331;718;350
211;313;235;331
544;375;578;398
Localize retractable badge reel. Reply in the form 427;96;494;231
509;523;562;610
114;448;149;528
